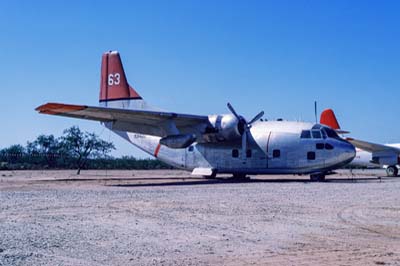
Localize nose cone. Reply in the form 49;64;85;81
324;140;356;170
336;140;356;167
343;141;356;163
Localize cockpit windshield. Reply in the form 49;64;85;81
311;124;323;130
322;127;341;140
300;124;347;142
311;130;322;139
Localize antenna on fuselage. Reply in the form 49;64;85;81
314;101;318;124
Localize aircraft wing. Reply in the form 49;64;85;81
36;103;213;137
347;138;400;153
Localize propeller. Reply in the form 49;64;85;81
227;103;264;160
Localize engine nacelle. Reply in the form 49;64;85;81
207;114;243;141
160;134;196;149
371;151;399;166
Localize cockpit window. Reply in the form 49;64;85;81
324;127;339;139
322;127;348;143
316;143;324;149
312;124;323;129
325;143;334;150
307;124;346;142
301;130;311;139
321;129;327;139
312;130;322;139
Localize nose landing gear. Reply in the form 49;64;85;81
232;173;249;180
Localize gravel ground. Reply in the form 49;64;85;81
0;169;399;265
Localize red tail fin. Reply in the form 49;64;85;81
320;109;340;129
99;51;142;102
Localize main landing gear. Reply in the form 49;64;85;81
310;173;326;182
203;172;217;179
386;166;398;177
232;173;249;179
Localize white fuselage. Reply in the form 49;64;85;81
109;120;356;175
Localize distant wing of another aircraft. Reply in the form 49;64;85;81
36;102;212;137
347;138;400;167
346;138;400;154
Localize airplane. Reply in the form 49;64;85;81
36;51;356;181
320;109;400;177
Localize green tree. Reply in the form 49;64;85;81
0;144;26;165
26;134;60;168
60;126;115;174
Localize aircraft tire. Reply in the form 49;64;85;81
310;173;325;182
203;172;217;179
386;166;398;177
232;173;248;179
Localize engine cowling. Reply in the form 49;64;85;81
207;114;243;141
371;151;399;166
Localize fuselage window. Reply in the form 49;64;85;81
307;151;316;160
316;143;324;150
188;146;194;152
273;149;280;158
232;149;239;158
246;149;252;158
325;143;334;150
312;130;322;139
301;130;311;139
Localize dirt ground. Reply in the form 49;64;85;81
0;169;399;266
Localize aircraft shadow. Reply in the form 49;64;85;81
47;177;204;182
108;176;398;188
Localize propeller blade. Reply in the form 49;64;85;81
227;102;241;120
242;130;247;160
248;111;264;125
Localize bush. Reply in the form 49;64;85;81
0;127;173;171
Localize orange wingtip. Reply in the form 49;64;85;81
35;103;87;115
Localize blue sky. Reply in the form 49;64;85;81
1;1;399;157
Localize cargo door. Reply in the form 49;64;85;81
266;131;287;169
